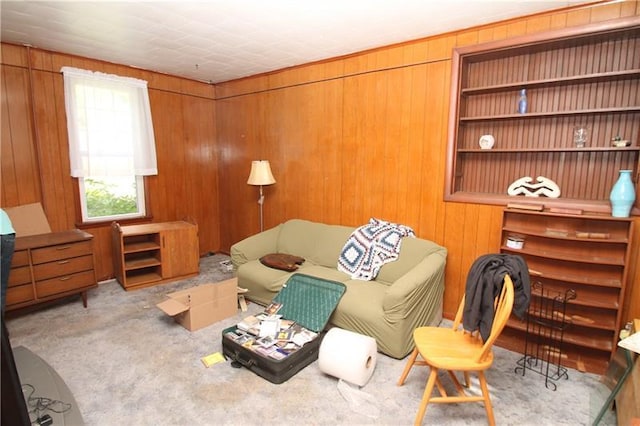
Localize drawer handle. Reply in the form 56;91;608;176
57;260;71;265
59;276;72;281
56;246;72;251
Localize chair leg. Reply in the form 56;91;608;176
447;370;467;395
397;348;419;386
463;371;471;387
415;368;438;426
435;375;448;397
478;371;496;426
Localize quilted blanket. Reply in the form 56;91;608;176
337;218;415;280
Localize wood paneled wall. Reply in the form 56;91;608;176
1;45;218;281
215;0;640;322
1;1;638;324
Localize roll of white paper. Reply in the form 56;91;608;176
318;328;377;387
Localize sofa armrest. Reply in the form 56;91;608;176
382;250;446;321
230;224;282;267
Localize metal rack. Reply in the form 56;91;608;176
515;281;577;390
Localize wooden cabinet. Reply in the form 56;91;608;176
497;208;634;374
112;221;199;290
446;17;640;214
7;230;97;311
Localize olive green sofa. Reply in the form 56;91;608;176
230;219;447;359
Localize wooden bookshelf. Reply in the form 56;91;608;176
445;17;640;215
497;208;634;374
111;221;200;290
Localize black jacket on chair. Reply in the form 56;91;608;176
462;254;531;342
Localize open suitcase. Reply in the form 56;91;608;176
222;273;346;384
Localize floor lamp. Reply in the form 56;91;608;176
247;160;276;232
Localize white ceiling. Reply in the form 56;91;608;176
1;1;592;84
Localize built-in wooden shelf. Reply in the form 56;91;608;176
497;209;634;374
445;17;640;215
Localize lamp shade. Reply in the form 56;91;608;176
247;160;276;185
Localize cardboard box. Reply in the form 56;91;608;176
4;202;52;237
156;278;238;331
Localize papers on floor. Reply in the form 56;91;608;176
201;352;226;367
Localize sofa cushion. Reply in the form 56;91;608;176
376;237;442;285
231;224;282;266
308;223;353;267
238;261;291;293
277;219;353;267
295;264;350;283
276;219;321;261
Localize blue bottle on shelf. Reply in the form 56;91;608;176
517;89;528;114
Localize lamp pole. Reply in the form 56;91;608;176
258;185;265;232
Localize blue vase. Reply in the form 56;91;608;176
609;170;636;218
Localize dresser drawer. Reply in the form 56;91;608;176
31;240;93;264
36;270;96;298
11;250;30;267
6;284;35;305
8;266;31;287
33;254;94;281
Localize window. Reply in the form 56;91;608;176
79;175;145;222
61;67;157;223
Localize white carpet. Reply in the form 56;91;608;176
6;255;616;425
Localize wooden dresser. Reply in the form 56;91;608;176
7;229;98;311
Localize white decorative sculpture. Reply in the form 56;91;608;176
507;176;561;198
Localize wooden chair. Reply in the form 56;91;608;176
397;274;515;426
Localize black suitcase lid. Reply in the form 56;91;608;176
272;274;346;333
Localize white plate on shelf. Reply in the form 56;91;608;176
479;134;495;150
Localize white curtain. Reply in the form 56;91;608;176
61;67;158;177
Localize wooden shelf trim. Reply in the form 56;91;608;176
461;69;640;95
502;225;629;243
460;106;640;121
502;245;625;265
554;295;619;311
125;271;162;286
124;257;162;270
459;146;640;153
498;331;609;374
445;193;640;217
505;318;614;352
502;208;635;222
524;289;619;318
122;241;161;253
528;269;621;288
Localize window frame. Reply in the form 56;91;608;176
77;175;148;224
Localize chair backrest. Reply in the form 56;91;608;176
477;274;514;362
451;274;515;363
